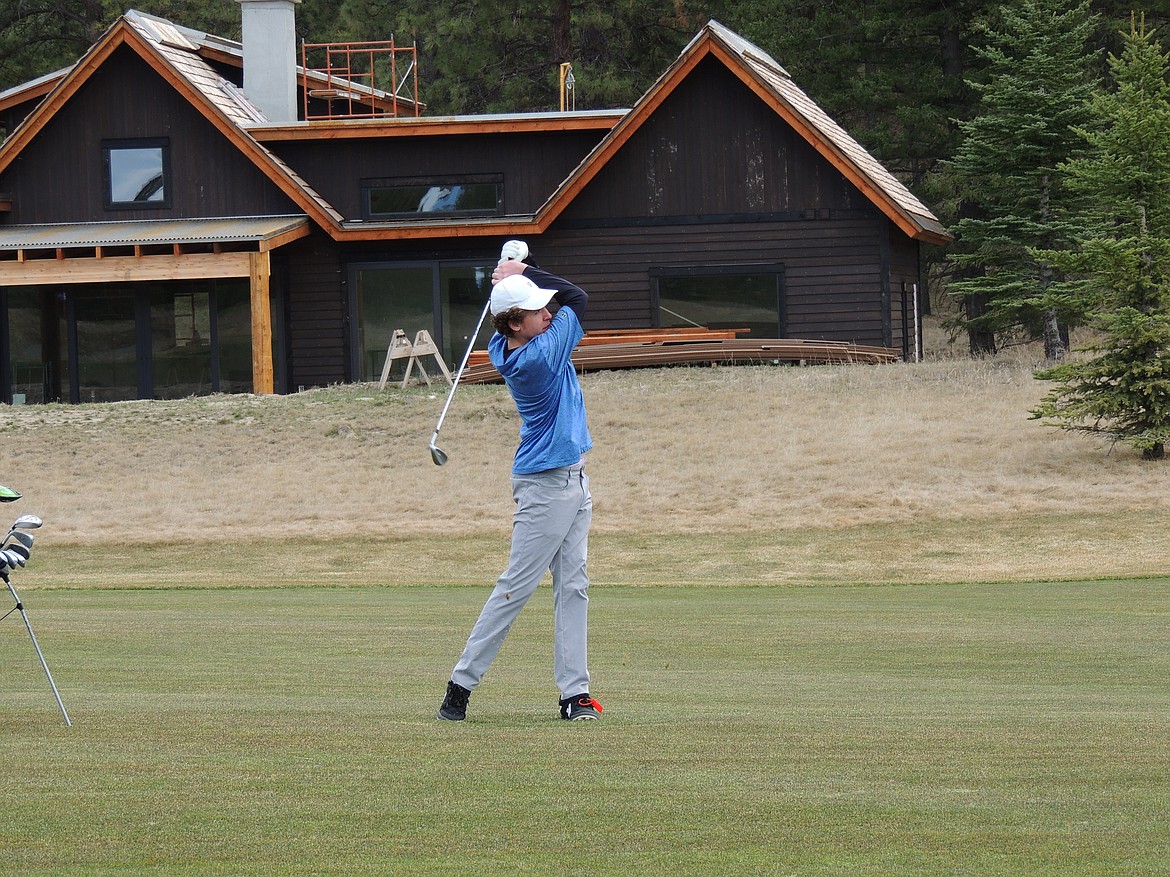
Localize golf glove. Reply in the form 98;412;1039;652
500;240;529;262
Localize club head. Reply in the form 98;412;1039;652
12;514;42;530
1;549;25;567
0;485;20;503
429;441;448;466
5;531;33;550
4;542;29;561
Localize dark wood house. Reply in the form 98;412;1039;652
0;3;949;404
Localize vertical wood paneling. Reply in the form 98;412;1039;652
284;232;345;387
564;57;862;222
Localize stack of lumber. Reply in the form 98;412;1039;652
459;328;899;385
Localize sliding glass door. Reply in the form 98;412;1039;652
72;292;140;402
349;260;494;382
2;279;253;403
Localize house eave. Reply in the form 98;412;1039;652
250;110;626;142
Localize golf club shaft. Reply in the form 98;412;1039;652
430;296;493;445
4;578;71;727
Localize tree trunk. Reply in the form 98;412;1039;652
552;0;572;63
963;294;996;355
83;0;106;44
1042;308;1066;361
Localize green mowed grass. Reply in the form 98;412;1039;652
1;580;1167;875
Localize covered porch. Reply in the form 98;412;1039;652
0;216;308;403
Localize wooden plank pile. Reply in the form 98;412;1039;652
459;328;899;385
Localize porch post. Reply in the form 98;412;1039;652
249;250;274;394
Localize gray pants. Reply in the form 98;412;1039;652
451;462;592;699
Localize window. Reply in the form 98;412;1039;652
103;139;171;209
362;175;502;219
652;265;785;338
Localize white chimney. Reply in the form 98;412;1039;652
236;0;301;123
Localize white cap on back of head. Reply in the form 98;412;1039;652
490;274;557;316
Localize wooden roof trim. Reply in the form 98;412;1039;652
0;74;63;114
535;25;949;244
332;220;540;242
0;24;131;177
193;44;241;69
0;17;343;236
251;113;622;142
259;222;312;251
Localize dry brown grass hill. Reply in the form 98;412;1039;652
2;321;1168;586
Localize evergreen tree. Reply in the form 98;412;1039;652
946;0;1100;359
1031;20;1170;459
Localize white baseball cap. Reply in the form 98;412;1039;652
490;274;557;316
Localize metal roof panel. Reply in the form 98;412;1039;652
0;216;309;250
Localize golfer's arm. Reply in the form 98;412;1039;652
523;266;587;321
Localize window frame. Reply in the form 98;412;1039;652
650;263;787;337
361;174;504;220
102;138;172;210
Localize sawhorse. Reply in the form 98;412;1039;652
378;329;454;390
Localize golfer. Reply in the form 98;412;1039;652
438;244;601;722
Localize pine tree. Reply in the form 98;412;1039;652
1031;19;1170;459
946;0;1100;359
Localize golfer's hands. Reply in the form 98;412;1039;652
499;240;529;263
492;258;526;284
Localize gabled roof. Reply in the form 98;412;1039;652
0;14;949;246
537;21;950;245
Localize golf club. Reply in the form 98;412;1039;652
12;514;42;530
0;513;71;726
4;542;30;560
5;531;34;550
429;295;493;466
0;484;20;502
428;241;528;465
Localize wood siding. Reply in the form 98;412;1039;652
532;217;891;345
565;57;869;221
283;231;346;387
0;48;297;224
266;129;605;218
887;229;924;357
519;56;906;349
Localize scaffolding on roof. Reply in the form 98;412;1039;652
300;38;420;120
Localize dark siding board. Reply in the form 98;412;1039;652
268;130;604;218
534;217;891;344
564;57;865;222
885;234;923;357
0;49;297;223
284;232;345;389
